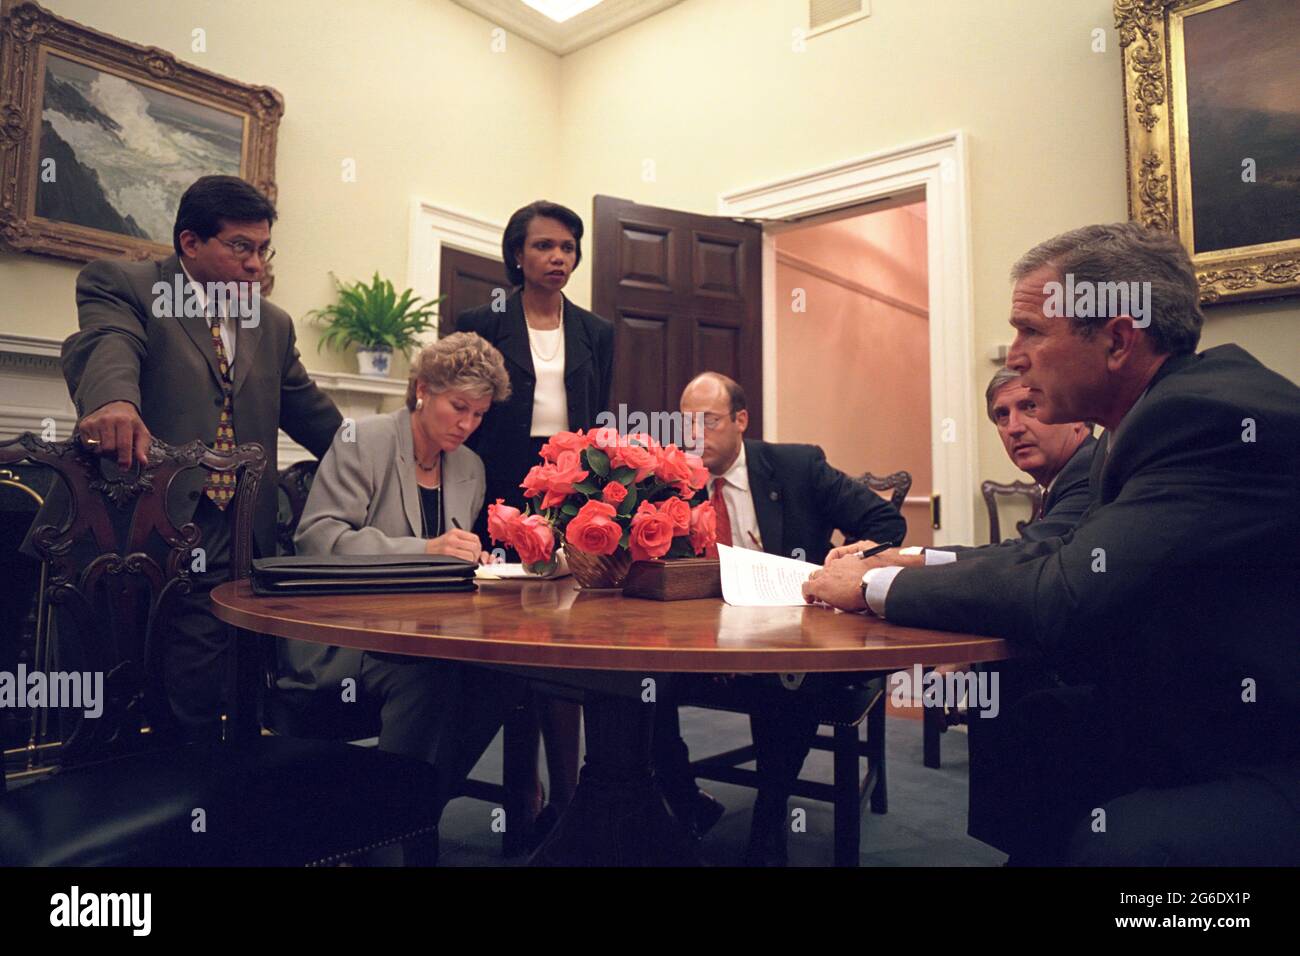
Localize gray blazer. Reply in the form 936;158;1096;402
277;406;486;691
26;255;341;559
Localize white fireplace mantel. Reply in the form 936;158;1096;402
0;333;404;465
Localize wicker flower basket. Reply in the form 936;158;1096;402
564;546;634;589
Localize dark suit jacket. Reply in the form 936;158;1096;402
718;438;906;565
43;255;341;558
883;345;1300;786
946;433;1097;559
456;289;614;512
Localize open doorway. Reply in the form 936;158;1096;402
719;132;977;546
770;194;932;545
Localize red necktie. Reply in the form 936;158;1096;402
708;477;732;558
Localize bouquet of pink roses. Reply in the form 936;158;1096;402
486;427;718;576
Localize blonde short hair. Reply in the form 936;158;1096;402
405;332;511;410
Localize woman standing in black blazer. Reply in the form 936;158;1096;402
456;199;614;846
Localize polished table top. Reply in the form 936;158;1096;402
211;578;1011;673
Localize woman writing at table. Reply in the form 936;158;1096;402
277;332;516;816
457;199;614;845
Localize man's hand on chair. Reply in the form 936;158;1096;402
78;400;152;470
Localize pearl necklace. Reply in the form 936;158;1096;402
525;306;563;363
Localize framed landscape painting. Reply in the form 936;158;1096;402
0;0;283;263
1117;0;1300;304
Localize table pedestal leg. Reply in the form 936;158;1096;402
528;692;702;867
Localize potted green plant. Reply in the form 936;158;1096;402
308;272;443;377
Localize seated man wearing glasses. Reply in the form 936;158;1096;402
45;175;342;739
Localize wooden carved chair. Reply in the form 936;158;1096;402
859;470;913;514
0;432;441;865
682;470;911;866
274;459;318;556
920;479;1045;770
981;479;1043;544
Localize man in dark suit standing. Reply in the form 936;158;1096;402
657;371;905;864
805;222;1300;865
54;175;342;738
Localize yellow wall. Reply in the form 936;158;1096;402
3;0;1295;533
553;0;1299;508
0;0;562;372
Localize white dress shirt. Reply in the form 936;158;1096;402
714;442;763;551
528;323;568;437
180;262;236;364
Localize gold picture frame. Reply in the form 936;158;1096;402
0;0;283;263
1116;0;1300;304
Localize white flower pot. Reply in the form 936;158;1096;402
356;347;393;377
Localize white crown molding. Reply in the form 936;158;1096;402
450;0;683;56
407;200;504;309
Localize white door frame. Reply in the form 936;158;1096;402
717;130;977;545
407;201;505;338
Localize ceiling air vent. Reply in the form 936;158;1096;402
808;0;869;37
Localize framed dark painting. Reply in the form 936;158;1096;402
0;0;283;263
1117;0;1300;304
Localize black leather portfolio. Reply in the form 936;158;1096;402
250;554;478;596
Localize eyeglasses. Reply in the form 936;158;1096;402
215;237;276;263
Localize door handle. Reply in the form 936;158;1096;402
930;493;941;530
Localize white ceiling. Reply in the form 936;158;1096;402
451;0;685;56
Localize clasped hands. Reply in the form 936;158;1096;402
800;540;925;613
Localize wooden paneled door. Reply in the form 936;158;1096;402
438;246;510;336
591;195;763;434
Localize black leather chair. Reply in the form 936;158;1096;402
0;432;440;866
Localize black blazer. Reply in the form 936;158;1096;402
947;433;1098;559
456;290;614;510
884;345;1300;786
703;438;906;565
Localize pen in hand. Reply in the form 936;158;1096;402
451;517;489;565
856;539;902;560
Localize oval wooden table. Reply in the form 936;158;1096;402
212;578;1012;866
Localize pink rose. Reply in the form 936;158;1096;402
681;453;709;495
602;480;628;505
629;500;676;562
689;500;718;556
653;444;694;490
521;450;590;510
609;439;657;482
486;499;522;546
512;513;555;565
588;427;620;448
565;500;623;556
539;430;591;463
658;495;691;535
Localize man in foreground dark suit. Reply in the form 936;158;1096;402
657;371;906;865
42;175;342;738
804;222;1300;865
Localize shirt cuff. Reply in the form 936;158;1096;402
862;565;906;618
923;549;957;566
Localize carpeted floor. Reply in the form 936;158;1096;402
436;708;1007;867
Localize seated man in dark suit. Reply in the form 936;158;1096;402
657;371;905;865
805;222;1300;865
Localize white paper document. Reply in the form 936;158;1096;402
474;552;572;581
717;543;821;607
